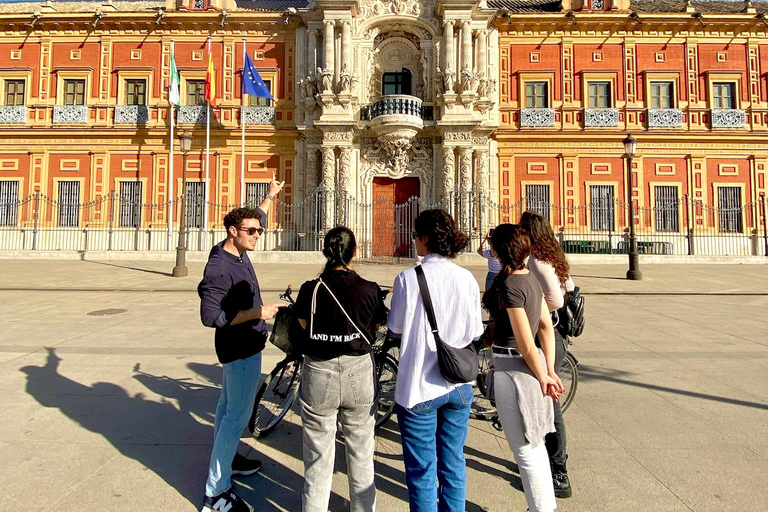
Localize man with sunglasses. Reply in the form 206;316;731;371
198;172;285;512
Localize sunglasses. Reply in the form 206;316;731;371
238;226;264;236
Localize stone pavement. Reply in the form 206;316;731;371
0;259;766;512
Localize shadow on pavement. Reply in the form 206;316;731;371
19;348;306;511
83;259;173;277
580;364;768;411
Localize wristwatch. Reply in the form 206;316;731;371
266;193;276;201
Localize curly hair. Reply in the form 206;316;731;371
520;211;570;286
490;223;531;274
322;226;356;273
413;209;468;259
223;207;266;230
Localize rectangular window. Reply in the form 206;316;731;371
248;79;272;107
524;184;550;221
588;82;611;108
63;79;86;106
525;82;548;108
650;82;673;109
57;181;80;227
590;185;615;231
5;80;25;106
119;181;143;227
185;181;205;228
718;186;743;233
654;185;679;232
713;83;736;109
186;80;206;106
125;79;147;106
0;181;20;226
246;182;270;208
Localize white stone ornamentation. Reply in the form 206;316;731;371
242;106;275;125
647;108;683;128
584;108;619;127
521;108;555;127
114;105;149;125
53;105;88;124
0;106;27;125
177;105;207;125
711;109;746;128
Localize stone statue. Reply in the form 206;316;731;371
434;69;445;95
350;73;360;96
471;68;479;93
304;74;317;99
477;77;489;98
314;67;324;95
296;79;305;101
488;78;497;96
461;68;473;94
321;67;333;92
443;67;455;93
339;63;352;94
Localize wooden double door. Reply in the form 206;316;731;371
371;177;420;257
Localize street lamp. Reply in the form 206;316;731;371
172;130;193;278
623;133;642;281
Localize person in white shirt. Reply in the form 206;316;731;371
520;211;575;499
388;209;484;512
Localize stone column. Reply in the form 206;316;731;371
443;20;455;72
477;30;488;77
305;149;319;192
338;147;352;224
442;146;456;210
320;145;336;231
308;28;318;75
303;149;319;237
341;20;352;79
323;20;335;92
296;27;307;82
461;21;472;72
458;147;473;234
474;148;489;234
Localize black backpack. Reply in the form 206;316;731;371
556;286;585;338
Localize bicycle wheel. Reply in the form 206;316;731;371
557;352;578;414
476;347;493;397
250;357;303;437
374;355;398;430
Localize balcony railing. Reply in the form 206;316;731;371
115;105;149;125
177;105;207;125
521;108;555;127
584;108;619;127
53;105;88;124
369;95;423;120
711;109;746;128
0;105;27;125
242;106;275;125
648;108;683;128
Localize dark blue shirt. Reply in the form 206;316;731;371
198;242;266;364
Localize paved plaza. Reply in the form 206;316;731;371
0;259;766;512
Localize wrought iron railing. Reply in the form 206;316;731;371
53;105;88;124
369;95;423;120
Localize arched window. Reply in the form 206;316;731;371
382;68;412;95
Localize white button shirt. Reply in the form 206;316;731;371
388;254;485;409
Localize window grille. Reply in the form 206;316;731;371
0;180;19;226
654;185;679;232
58;181;80;227
185;182;205;228
119;181;142;227
590;185;614;231
718;186;743;233
246;182;270;208
525;184;550;221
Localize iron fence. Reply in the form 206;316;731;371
1;189;766;259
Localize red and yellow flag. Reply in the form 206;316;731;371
205;52;217;108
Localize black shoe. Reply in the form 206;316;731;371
553;471;572;499
231;453;262;476
201;488;253;512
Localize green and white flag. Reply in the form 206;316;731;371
169;52;180;105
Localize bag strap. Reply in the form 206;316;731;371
414;265;442;344
310;277;372;346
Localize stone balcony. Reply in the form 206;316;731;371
648;108;683;128
520;108;555;128
53;105;88;124
369;94;424;143
114;105;149;125
177;105;207;125
584;108;619;127
242;106;275;125
711;109;746;128
0;105;27;125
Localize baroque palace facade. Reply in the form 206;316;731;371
0;0;767;256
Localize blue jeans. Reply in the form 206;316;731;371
395;384;473;512
205;352;262;497
484;272;497;292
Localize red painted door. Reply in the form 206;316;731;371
372;177;420;257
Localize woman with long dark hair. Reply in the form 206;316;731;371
388;209;484;512
482;223;563;512
520;211;575;498
293;226;386;512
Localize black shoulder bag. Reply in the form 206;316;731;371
556;286;586;338
414;265;478;384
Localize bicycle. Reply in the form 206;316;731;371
249;286;399;437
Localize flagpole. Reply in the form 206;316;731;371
168;39;175;251
241;38;247;206
205;35;212;231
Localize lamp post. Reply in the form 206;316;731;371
623;133;643;281
172;130;193;278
